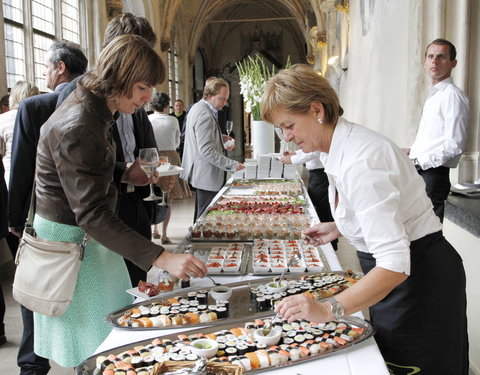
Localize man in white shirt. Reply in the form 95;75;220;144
406;38;470;222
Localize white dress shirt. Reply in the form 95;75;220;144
321;118;442;275
409;77;470;169
290;150;324;170
148;112;180;151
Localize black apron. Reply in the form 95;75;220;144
357;231;468;375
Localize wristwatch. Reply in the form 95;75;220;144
325;297;345;319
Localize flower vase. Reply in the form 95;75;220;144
252;120;275;159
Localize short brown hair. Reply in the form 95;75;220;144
203;78;228;99
261;64;340;125
81;34;165;99
102;13;157;48
425;38;457;61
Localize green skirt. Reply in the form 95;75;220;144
33;215;134;367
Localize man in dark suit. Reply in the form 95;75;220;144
169;99;186;158
8;40;87;375
57;13;159;287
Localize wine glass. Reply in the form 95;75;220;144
158;156;169;206
139;148;162;201
226;121;233;137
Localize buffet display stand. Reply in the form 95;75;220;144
95;177;389;375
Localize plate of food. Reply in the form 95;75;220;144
79;315;375;374
126;279;176;300
156;165;183;177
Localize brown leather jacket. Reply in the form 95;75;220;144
35;84;163;271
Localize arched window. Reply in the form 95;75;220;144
3;0;84;92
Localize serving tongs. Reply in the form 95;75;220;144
262;311;281;336
163;357;207;375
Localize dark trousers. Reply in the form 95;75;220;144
117;191;151;287
194;189;218;222
417;166;450;223
0;284;4;337
358;231;468;374
307;168;337;250
18;306;50;375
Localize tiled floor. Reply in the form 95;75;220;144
0;194;363;374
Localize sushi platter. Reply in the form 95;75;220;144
78;315;375;375
106;272;362;331
227;179;304;196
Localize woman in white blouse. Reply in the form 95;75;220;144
148;92;191;243
261;65;468;374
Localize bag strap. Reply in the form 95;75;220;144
27;179;89;252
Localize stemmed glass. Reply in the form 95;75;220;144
139;148;162;201
226;121;233;137
158;156;169;206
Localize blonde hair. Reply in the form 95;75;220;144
9;80;39;109
203;78;228;99
261;64;341;124
81;34;164;99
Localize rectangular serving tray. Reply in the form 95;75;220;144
78;315;375;375
106;271;358;331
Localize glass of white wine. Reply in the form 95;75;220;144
158;156;169;206
226;120;233;137
139;148;162;201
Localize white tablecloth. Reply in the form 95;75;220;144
95;178;389;374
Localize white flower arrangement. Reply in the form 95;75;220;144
236;55;275;121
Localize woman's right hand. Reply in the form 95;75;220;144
153;250;207;280
303;222;341;246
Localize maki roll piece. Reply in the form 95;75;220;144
245;322;256;331
142;355;155;367
196;293;207;304
136;369;149;375
246;342;257;353
130;356;144;368
187;291;197;300
97;356;112;371
283;337;294;345
197;305;207;312
282;323;293;333
255;350;271;368
225;347;238;356
216;307;227;319
286;331;296;339
256;343;267;351
237;343;248;355
294;334;306;344
113;370;126;375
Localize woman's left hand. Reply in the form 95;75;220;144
275;294;332;323
122;157;150;185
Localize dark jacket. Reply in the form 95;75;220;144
35;84;162;271
8;86;66;229
0;159;8;240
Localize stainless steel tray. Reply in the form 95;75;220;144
106;272;360;331
175;242;251;275
79;315;375;375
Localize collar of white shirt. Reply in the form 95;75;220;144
428;76;452;96
323;117;353;179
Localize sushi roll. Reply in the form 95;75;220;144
245;322;256;331
246;341;257;353
98;357;114;371
216;306;228;319
256;343;267;351
186;353;198;361
197;304;207;312
283;337;294;345
196;293;207;304
225;347;238;356
136;369;149;375
142;356;155;367
130;356;144;368
237;343;248;355
256;297;267;311
179;306;189;314
187;291;197;300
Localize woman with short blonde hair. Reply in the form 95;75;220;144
264;64;468;374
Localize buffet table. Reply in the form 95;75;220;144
95;178;389;374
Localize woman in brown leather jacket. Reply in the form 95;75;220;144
32;34;207;367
